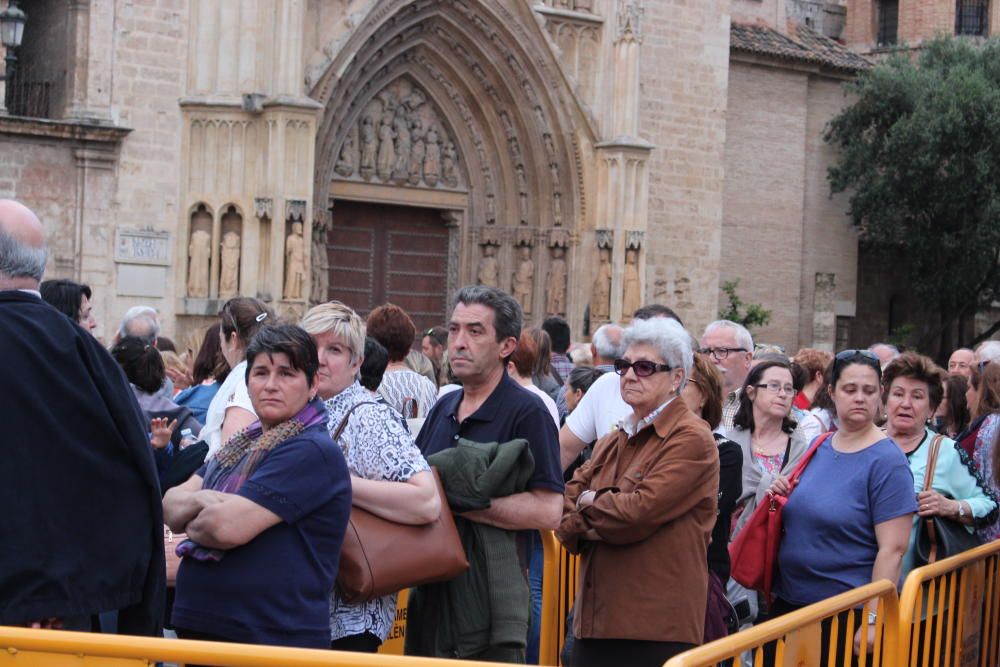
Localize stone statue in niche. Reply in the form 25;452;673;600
284;221;306;300
424;128;441;186
442;142;458;188
477;244;499;287
512;245;534;314
591;247;612;322
408;119;426;185
359;115;377;180
622;249;641;319
546;245;567;316
392;106;411;182
219;231;242;298
376;113;396;181
335;131;355;177
187;228;211;298
674;276;693;309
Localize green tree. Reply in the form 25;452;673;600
826;36;1000;356
718;279;772;330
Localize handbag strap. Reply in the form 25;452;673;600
922;433;945;563
787;431;833;490
332;402;379;454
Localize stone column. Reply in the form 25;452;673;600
812;272;836;352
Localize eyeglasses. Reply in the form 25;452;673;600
753;381;795;396
834;349;882;373
699;347;748;361
613;358;674;378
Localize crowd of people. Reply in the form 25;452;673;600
4;196;1000;667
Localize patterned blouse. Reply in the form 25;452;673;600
325;381;431;642
377;368;438;418
973;414;1000;543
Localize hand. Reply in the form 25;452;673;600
917;490;957;518
26;618;63;629
767;475;791;497
194;490;229;508
150;417;178;450
166;367;194;391
853;622;877;655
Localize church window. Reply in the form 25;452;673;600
956;0;989;36
877;0;899;46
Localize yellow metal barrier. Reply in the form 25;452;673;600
378;587;409;656
898;539;1000;667
0;625;513;667
663;580;900;667
538;530;579;666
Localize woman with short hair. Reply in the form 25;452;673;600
508;330;560;427
40;278;97;333
301;301;440;652
366;303;438;419
164;325;353;648
881;353;997;579
558;317;719;666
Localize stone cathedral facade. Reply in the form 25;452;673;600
1;0;879;350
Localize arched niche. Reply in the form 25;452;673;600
186;203;214;299
218;204;244;299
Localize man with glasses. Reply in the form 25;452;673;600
699;320;753;431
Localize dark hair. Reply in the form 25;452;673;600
510;330;539;377
690;352;724;431
111;336;165;394
220;297;274;349
941;373;971;435
881;352;945;411
367;303;416;363
974;362;1000;419
568;366;605;395
790;361;809;393
360;336;389;392
528;326;553;377
192;326;230;384
633;303;683;325
424;325;448;348
244;325;319;386
542;317;571;354
156;336;177;353
40;279;92;323
830;349;882;387
732;358;797;434
812;359;836;411
453;285;522;346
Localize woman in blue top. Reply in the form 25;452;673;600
174;325;229;424
882;353;998;580
766;349;916;659
164;325;352;648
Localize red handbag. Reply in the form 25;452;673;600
728;432;832;603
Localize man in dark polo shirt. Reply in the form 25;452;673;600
415;285;563;658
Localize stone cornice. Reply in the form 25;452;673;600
0;115;132;144
532;4;604;26
595;136;655;152
179;95;324;112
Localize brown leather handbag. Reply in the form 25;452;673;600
332;403;469;604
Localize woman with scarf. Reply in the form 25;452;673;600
164;325;352;648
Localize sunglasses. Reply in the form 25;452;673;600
613;358;674;378
834;349;882;373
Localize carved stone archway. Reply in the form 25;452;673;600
308;0;587;323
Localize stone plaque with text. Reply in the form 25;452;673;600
114;229;171;266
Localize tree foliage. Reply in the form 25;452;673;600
718;279;772;330
826;37;1000;348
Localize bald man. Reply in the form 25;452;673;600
0;200;165;634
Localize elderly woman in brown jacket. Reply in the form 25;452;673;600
556;317;719;667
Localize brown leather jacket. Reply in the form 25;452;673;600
556;398;719;645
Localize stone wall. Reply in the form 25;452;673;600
641;0;731;333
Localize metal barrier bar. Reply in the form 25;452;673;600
0;626;515;667
898;539;1000;667
662;580;900;667
538;530;579;666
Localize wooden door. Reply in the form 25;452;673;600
327;201;450;332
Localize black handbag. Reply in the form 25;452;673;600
915;435;982;565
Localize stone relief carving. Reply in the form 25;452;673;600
332;78;463;190
596;229;614;249
546;245;567;316
253;197;273;220
310;205;333;306
591;246;612;324
674;276;693;309
284;221;306;300
477;243;500;288
627;229;644;249
512;245;535;315
187;228;211;298
623;248;641;319
219;231;242;298
286;200;307;222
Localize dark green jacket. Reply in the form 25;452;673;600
405;438;535;662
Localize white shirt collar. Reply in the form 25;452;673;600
618;397;676;438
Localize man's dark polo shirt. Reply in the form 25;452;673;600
417;372;564;494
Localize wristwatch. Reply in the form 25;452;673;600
957;501;967;519
868;611;878;625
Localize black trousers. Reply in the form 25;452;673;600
761;598;876;667
568;637;694;667
330;631;382;653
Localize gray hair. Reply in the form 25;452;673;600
868;342;900;356
623;317;694;388
453;285;522;344
119;305;161;343
703;319;754;353
592;324;626;361
0;226;48;282
977;341;1000;364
